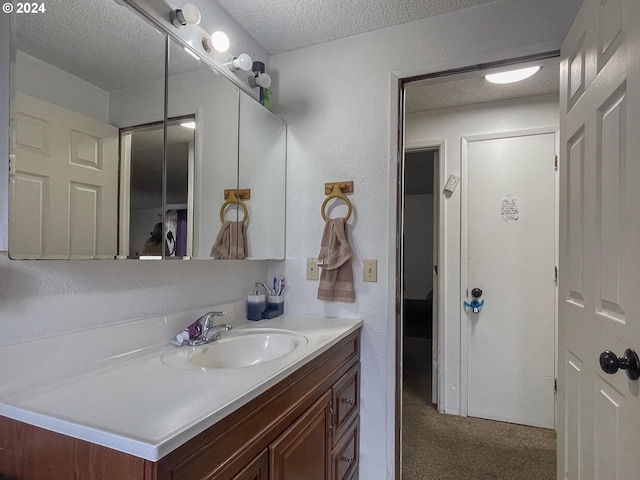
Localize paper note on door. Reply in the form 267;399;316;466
501;195;519;221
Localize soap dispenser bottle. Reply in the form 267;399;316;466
247;285;267;321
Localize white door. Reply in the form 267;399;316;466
466;132;556;428
431;151;439;405
10;93;118;259
558;0;640;478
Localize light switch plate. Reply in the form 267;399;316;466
364;259;377;282
306;258;319;281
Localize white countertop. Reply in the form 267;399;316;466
0;301;362;461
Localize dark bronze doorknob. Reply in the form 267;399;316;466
599;349;640;380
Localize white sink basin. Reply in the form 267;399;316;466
161;328;308;370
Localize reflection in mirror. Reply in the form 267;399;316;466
9;0;166;259
9;0;288;261
120;118;194;259
166;37;241;259
238;92;286;260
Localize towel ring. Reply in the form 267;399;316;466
321;184;352;222
220;191;249;224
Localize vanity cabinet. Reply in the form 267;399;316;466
0;329;360;480
167;329;360;480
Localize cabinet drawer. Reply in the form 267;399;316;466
332;363;359;445
331;417;358;480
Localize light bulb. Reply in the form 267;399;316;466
235;54;253;71
210;31;230;53
170;3;201;28
257;72;271;88
485;66;541;84
249;72;272;89
181;3;201;25
229;53;253;72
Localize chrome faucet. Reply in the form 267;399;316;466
188;310;232;346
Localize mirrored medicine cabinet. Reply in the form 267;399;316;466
8;0;286;260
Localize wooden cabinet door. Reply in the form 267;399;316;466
270;390;331;480
232;450;269;480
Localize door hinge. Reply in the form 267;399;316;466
554;378;558;393
554;155;558;171
554;266;558;285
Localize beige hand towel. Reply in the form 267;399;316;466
211;221;248;259
317;218;355;303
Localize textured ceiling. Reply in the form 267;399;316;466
215;0;501;55
16;0;558;108
15;0;205;92
405;57;560;113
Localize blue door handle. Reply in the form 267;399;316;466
464;299;484;314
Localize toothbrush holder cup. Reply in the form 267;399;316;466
262;295;285;319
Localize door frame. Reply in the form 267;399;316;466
395;51;562;479
404;140;446;412
460;127;559;418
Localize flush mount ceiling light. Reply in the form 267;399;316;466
485;66;541;84
228;53;253;72
201;31;230;53
170;3;201;28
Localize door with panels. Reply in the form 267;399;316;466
466;131;556;429
10;93;118;259
558;0;640;478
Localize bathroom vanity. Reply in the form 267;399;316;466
0;304;362;480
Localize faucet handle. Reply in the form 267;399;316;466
199;310;227;330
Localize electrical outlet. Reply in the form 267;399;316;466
306;258;319;281
364;259;377;282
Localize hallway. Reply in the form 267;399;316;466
402;336;556;480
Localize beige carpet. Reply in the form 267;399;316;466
402;336;556;480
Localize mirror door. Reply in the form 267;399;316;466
166;38;241;259
9;0;166;259
8;0;286;261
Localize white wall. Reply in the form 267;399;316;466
404;194;434;299
270;0;577;476
0;252;266;345
15;52;110;124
